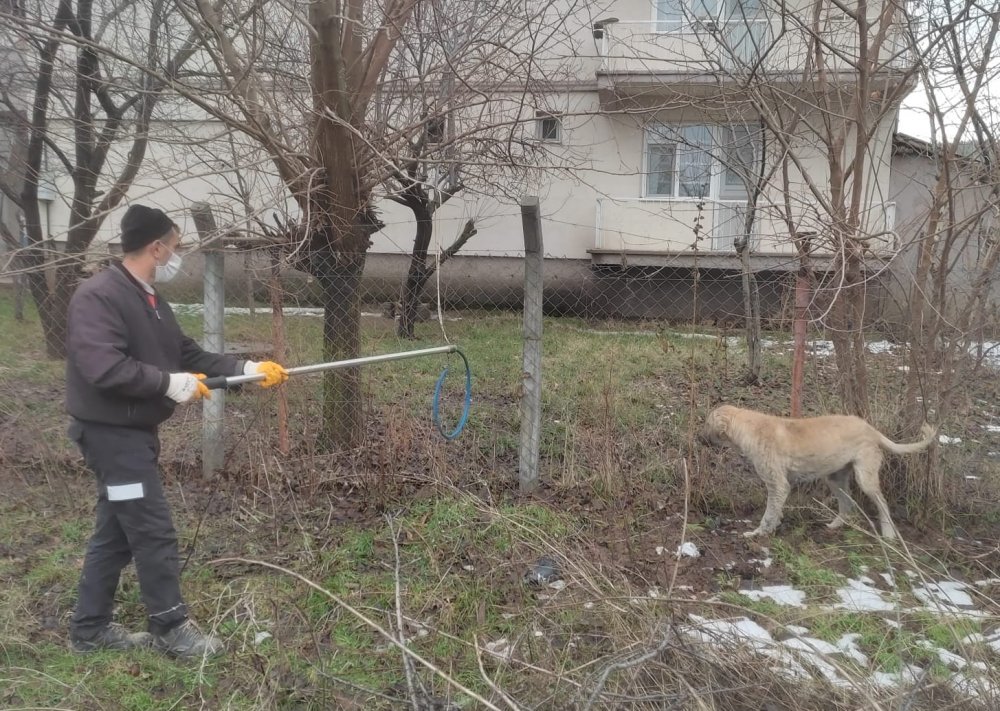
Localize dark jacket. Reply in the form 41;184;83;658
66;262;241;428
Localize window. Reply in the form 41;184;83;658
656;0;762;31
536;113;562;143
722;124;759;187
644;123;762;199
645;124;714;198
656;0;719;31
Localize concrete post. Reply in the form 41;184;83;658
519;196;543;493
191;203;226;477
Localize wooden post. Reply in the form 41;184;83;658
519;197;543;493
191;203;226;477
791;232;814;417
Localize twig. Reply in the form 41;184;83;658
668;458;692;596
388;514;422;711
582;625;675;711
210;557;506;711
474;634;522;711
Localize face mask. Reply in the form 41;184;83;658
154;246;183;283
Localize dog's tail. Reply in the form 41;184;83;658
877;422;937;455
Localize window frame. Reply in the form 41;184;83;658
642;122;762;200
535;112;562;143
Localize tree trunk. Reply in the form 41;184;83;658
828;235;870;419
397;200;433;339
317;249;367;449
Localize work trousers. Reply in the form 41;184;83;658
68;418;188;638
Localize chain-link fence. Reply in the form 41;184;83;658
1;207;996;513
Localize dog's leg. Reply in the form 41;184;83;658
746;475;790;537
826;467;855;529
853;448;897;540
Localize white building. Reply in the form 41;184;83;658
3;0;911;319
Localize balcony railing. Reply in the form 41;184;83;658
598;17;912;81
594;197;897;255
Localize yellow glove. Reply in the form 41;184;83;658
244;360;288;388
166;373;211;403
194;373;212;400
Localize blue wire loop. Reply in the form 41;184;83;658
432;348;472;440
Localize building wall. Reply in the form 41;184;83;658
884;149;999;330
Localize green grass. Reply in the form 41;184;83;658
4;288;1000;708
770;539;845;598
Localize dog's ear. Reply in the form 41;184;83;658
709;405;730;434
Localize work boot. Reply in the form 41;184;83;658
152;619;225;659
70;622;153;653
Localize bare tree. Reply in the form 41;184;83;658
377;0;561;338
157;0;581;446
602;0;922;416
0;0;200;356
896;0;1000;517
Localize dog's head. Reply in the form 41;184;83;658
699;405;736;448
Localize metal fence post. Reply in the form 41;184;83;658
519;196;543;493
191;203;225;477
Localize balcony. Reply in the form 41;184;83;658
596;16;911;102
591;197;897;269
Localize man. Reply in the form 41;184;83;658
65;204;288;658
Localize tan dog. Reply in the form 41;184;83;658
699;405;936;539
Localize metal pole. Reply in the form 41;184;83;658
204;345;457;389
519;196;543;493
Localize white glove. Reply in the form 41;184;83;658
165;373;209;403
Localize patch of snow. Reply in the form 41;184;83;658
913;581;976;610
973;578;1000;588
867;341;896;354
655;546;665;556
684;615;774;652
836;634;870;666
808;340;836;357
879;573;896;588
834;578;897;613
917;641;987;672
253;631;272;645
547;579;567;591
784;625;810;637
741;585;807;608
871;665;923;690
783;636;841;656
676;542;701;558
939;434;963;445
884;619;903;629
949;672;999;702
750;557;774;569
984;425;1000;433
